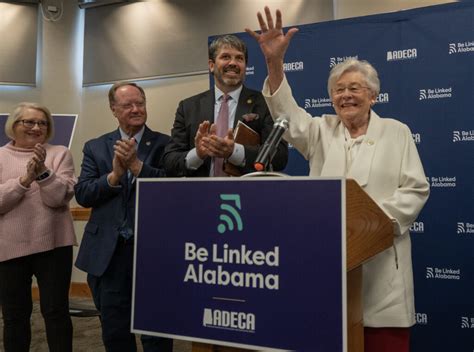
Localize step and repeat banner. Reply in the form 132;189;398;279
224;2;473;351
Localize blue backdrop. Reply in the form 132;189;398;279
217;2;473;351
0;114;77;148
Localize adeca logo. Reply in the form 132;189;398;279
410;221;424;233
203;308;255;332
283;61;304;72
386;48;417;61
245;66;255;76
453;130;474;142
415;312;428;325
376;92;389;104
411;133;421;144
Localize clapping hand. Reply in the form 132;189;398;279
20;144;47;187
205;124;235;159
195;121;212;159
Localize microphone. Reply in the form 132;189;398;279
254;116;289;171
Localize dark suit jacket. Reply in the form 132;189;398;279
74;126;169;277
163;86;288;177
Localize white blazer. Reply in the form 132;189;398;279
263;76;430;327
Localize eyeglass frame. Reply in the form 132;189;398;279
114;101;146;110
332;84;371;96
15;119;49;129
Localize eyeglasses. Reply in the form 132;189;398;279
115;102;146;110
17;119;49;129
332;85;370;96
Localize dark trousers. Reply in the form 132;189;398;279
0;246;73;352
88;239;172;352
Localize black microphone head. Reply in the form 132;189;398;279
274;116;289;130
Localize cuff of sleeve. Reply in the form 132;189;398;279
185;148;205;170
106;175;122;189
262;75;286;98
227;143;245;167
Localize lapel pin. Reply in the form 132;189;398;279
367;140;375;146
146;141;151;146
247;99;253;105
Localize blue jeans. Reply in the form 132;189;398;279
0;246;73;352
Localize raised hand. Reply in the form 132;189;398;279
246;7;298;62
245;7;298;93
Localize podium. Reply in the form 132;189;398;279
190;179;393;352
132;177;393;352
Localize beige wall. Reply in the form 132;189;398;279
333;0;457;19
0;0;457;283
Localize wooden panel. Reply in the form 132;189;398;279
192;343;246;352
70;207;91;221
345;179;393;271
32;283;92;300
347;266;364;352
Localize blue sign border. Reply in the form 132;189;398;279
132;177;347;352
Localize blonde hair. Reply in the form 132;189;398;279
5;102;54;142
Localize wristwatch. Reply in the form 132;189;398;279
36;170;51;181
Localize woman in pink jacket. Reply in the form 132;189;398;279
0;102;76;352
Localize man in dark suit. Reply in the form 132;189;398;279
75;82;172;352
163;34;288;177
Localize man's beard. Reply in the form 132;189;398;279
214;67;245;89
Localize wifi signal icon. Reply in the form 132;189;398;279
426;267;434;279
449;43;457;55
217;194;243;234
461;317;470;328
453;131;461;143
419;89;427;100
457;222;466;234
304;99;311;109
329;57;337;68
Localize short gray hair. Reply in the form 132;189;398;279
5;102;54;142
327;59;380;98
